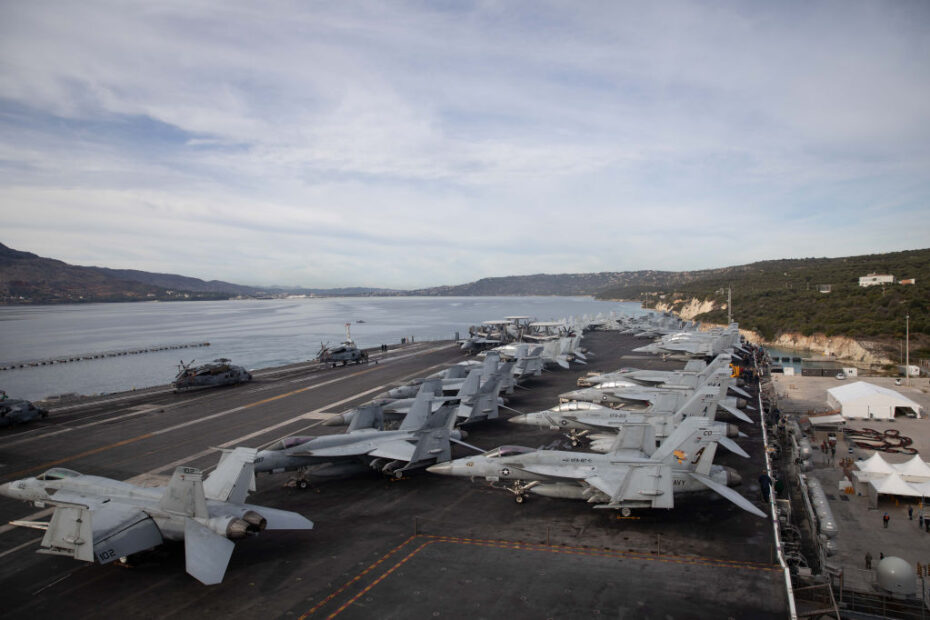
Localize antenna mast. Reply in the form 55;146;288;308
727;285;732;324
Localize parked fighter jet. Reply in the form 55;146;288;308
0;448;313;584
385;352;511;399
317;323;368;367
0;397;49;427
253;391;473;482
325;368;500;427
560;369;751;415
510;385;741;448
173;358;252;391
576;356;723;388
634;324;745;358
427;417;764;518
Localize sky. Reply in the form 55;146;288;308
1;1;929;289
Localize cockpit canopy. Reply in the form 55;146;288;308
482;445;534;459
270;436;314;451
37;468;81;481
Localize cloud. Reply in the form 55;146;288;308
0;0;928;288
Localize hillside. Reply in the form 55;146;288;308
0;243;230;304
87;267;262;296
596;249;930;342
410;271;674;296
0;243;401;304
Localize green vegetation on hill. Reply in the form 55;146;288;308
597;249;930;340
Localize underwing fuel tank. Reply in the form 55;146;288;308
527;483;587;500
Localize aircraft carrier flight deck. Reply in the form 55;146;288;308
0;332;789;619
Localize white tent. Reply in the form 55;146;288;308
870;473;922;497
893;455;930;483
826;382;923;420
856;453;897;477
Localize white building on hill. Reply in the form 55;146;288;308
859;273;894;287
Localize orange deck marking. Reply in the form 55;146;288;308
303;534;780;618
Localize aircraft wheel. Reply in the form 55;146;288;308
297;479;309;490
515;495;525;504
394;470;404;479
620;507;631;517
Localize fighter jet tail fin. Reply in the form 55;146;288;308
204;447;256;505
348;404;384;432
455;369;482;404
159;466;209;518
651;417;721;468
673;386;720;421
419;377;444;397
404;407;458;471
700;354;730;378
496;361;516;394
184;517;235;585
399;391;433;431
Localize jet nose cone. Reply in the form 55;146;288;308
426;463;453;475
0;482;10;497
508;414;527;425
726;467;742;487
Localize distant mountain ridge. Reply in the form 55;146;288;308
0;242;401;304
409;271;674;296
2;241;928;346
87;267;262;296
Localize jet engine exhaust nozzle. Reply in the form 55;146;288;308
226;518;252;540
242;510;267;532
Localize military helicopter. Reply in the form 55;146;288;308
0;393;49;427
172;358;253;391
317;323;369;367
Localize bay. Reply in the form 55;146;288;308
0;296;643;401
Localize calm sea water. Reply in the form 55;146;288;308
0;297;643;401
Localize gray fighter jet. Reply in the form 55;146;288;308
0;397;49;427
173;358;252;391
325;369;496;427
0;448;313;584
427;416;764;518
510;385;742;448
576;354;728;388
559;369;752;417
253;390;474;482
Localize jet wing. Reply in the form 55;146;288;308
609;389;661;403
91;503;163;564
572;415;625;430
367;439;417;462
583;466;632;500
587;464;674;508
302;442;377;458
518;463;597;481
38;495;163;565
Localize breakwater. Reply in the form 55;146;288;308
0;342;211;371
